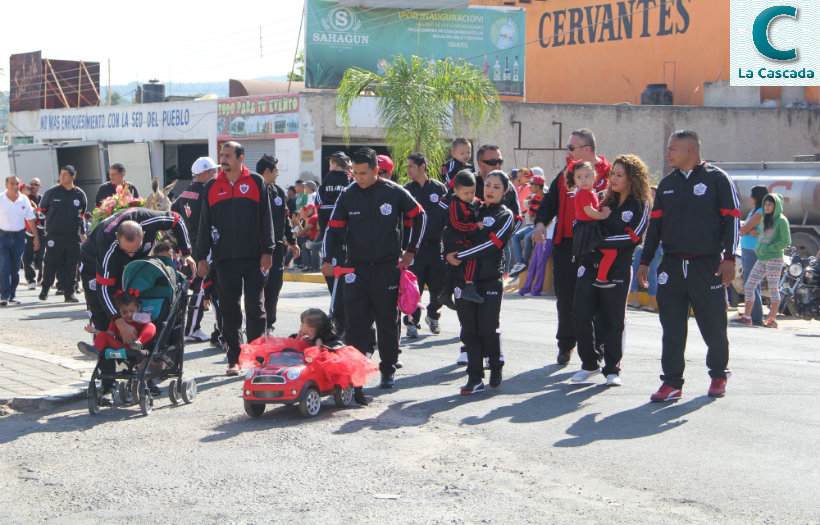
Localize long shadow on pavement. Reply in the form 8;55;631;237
553;397;716;447
334;365;578;434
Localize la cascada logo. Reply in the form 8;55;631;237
730;0;820;86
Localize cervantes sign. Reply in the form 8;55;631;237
306;0;526;97
217;94;299;141
471;0;732;106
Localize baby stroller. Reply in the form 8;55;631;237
86;258;196;416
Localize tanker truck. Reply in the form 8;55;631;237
718;161;820;258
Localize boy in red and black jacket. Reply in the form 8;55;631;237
440;137;474;190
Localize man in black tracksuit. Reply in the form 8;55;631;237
80;207;194;333
257;154;298;333
196;141;274;376
533;129;611;365
638;130;740;401
317;152;352;332
172;157;217;342
403;152;448;336
322;147;425;390
38;165;87;303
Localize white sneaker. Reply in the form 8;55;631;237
570;368;601;383
27;282;36;290
456;351;468;366
185;329;210;343
605;374;622;386
406;324;419;338
425;315;440;334
509;262;527;277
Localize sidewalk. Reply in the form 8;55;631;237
0;343;93;412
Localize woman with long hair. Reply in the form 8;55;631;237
569;154;651;387
731;185;769;326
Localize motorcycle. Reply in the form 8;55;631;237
778;246;820;320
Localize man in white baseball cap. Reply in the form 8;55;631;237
171;156;218;342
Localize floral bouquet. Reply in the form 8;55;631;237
90;184;145;230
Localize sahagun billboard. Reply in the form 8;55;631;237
306;0;526;96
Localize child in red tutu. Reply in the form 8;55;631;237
93;290;156;362
296;308;378;405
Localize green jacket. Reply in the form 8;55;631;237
754;193;791;261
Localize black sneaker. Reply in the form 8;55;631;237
38;290;48;301
55;288;64;296
438;292;456;310
380;371;395;389
489;368;503;388
460;283;485;304
353;386;368;405
460;379;485;395
64;295;79;303
557;349;574;365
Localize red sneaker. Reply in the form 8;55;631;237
650;383;681;402
708;377;728;397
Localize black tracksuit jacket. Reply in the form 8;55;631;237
171;181;206;255
323;178;426;265
195;167;274;263
39;185;87;236
316;169;352;232
404;178;448;243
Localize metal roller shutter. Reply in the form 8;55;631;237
240;140;276;173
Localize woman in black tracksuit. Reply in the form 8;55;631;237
447;171;519;395
571;154;651;386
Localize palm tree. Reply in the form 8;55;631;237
336;54;500;181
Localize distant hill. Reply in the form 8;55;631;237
101;75;288;103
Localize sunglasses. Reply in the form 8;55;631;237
30;183;41;187
481;158;504;167
566;144;590;152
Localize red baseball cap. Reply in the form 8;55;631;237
377;155;394;176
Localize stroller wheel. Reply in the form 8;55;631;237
181;379;197;404
299;388;321;418
168;379;181;405
87;380;101;415
119;380;135;405
139;393;153;416
334;384;353;408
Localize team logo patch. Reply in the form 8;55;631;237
239;183;250;194
577;265;585;277
274;197;283;206
429;194;440;203
693;183;707;196
454;287;462;299
184;203;192;218
345;273;356;284
73;199;80;206
380;203;393;216
483;216;496;227
621;211;633;222
658;272;669;285
211;226;220;243
47;240;54;248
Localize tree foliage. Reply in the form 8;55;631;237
287;49;305;82
335;54;500;181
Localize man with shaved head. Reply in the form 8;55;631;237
79;208;195;342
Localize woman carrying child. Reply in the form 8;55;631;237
570;155;651;386
446;171;519;395
570;161;618;288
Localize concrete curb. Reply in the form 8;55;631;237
283;271;326;284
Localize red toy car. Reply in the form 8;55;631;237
240;337;378;418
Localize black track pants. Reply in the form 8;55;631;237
456;277;503;381
343;260;400;374
81;259;109;332
263;246;285;330
656;254;730;389
41;233;81;293
214;257;268;365
408;242;445;324
574;261;631;376
23;230;44;283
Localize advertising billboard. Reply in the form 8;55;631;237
217;94;300;141
306;0;525;96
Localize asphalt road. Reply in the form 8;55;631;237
1;281;819;524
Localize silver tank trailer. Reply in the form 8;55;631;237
716;161;820;256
